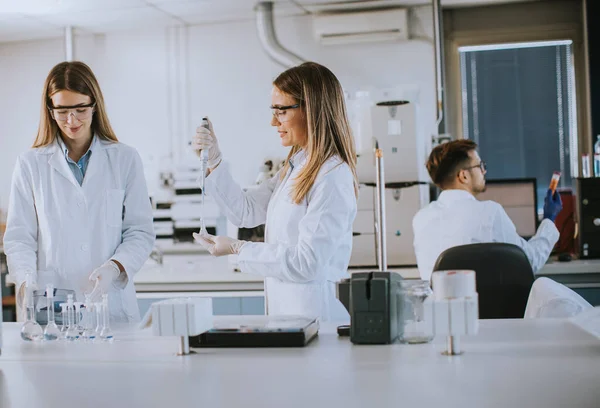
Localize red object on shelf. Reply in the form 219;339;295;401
553;189;578;255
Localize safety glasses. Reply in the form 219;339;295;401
48;103;95;122
271;104;300;123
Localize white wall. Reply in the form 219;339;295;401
0;38;62;210
0;6;436;211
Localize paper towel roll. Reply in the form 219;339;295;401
432;270;476;300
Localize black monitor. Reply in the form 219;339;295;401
477;178;539;239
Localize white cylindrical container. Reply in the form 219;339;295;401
432;270;477;300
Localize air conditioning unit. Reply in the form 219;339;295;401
312;8;409;46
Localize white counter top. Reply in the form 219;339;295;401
539;259;600;275
134;256;264;292
134;255;600;295
1;319;599;408
134;256;423;292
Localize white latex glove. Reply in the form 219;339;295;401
88;260;120;302
193;233;246;257
191;117;222;169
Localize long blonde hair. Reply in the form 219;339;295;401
274;62;358;204
33;61;118;147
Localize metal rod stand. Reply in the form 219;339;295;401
443;335;463;356
177;335;191;356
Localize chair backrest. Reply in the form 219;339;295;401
524;277;592;318
433;243;535;319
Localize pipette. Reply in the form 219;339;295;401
197;117;210;236
43;284;60;341
20;272;43;341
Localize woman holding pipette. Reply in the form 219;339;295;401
191;62;358;322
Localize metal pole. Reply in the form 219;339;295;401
177;335;190;356
432;0;446;134
65;26;74;61
444;335;462;356
582;0;594;172
374;141;387;271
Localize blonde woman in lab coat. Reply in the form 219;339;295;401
4;61;154;322
192;62;358;322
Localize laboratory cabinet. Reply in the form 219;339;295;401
137;294;265;318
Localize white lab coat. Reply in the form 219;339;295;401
413;189;560;281
205;150;356;322
524;277;592;318
4;136;154;322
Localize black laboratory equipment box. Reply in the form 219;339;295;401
337;271;404;344
189;316;319;348
576;177;600;259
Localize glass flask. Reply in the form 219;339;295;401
20;273;43;342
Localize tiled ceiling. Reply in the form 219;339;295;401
0;0;541;43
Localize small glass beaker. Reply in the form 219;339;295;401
399;280;433;344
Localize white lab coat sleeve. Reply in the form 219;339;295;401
492;205;559;273
205;162;279;228
111;150;155;287
236;166;357;283
4;155;38;289
524;277;592;318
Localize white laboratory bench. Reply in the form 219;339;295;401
135;256;264;292
133;256;600;313
134;256;266;316
540;259;600;275
134;256;600;288
0;319;599;408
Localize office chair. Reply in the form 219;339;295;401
433;243;535;319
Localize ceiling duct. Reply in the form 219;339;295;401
255;1;304;68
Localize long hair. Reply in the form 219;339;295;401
274;62;358;204
33;61;118;147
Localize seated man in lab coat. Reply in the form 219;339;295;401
412;140;562;281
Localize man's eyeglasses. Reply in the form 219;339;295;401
48;103;95;122
271;104;300;123
463;161;487;173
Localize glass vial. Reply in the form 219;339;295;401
398;280;434;344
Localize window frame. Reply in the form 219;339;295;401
444;18;589;177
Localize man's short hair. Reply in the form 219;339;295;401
426;139;478;189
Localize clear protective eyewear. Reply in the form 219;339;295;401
271;104;300;123
48;103;95;122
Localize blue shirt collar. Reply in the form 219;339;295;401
56;134;95;163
